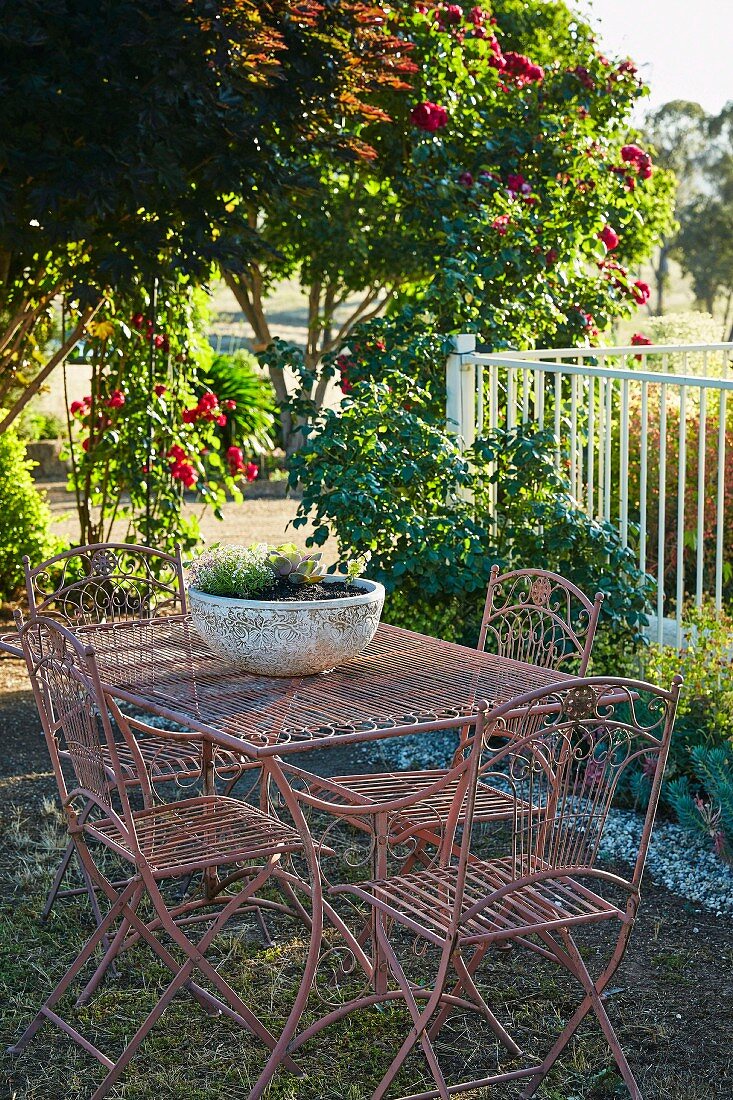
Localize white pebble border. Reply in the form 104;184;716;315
364;730;733;917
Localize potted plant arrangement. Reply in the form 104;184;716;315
186;543;384;676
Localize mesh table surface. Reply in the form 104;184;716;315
84;617;571;758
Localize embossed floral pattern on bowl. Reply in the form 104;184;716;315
188;576;385;677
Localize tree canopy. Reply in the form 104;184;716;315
226;0;676;449
0;0;410;426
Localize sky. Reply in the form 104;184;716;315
578;0;732;116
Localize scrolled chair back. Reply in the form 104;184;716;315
478;565;604;673
23;542;187;628
480;675;682;886
18;616;150;826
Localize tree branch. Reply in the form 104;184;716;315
0;302;101;432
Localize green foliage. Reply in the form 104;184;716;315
15;409;66;442
291;360;653;647
0;424;63;600
647;601;733;765
200;350;276;454
187;544;273;600
0;0;408;427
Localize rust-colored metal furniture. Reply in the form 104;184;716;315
12;544;248;926
296;568;604;870
290;675;681;1100
9;617;321;1100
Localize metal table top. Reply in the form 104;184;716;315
75;616;571;758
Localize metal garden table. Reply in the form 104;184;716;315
84;615;571;756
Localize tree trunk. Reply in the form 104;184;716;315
654;242;670;316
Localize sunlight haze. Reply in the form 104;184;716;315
579;0;732;114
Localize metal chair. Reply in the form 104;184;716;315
9;617;321;1100
18;543;251;924
297;568;604;869
290;675;681;1100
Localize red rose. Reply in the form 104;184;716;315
245;462;259;483
154;384;167;396
69;400;85;416
599;225;619;250
631;332;652;360
226;445;245;474
458;171;474;186
106;390;125;409
130;313;145;330
507;172;531;195
468;5;484;24
216;413;227;427
82;438;90;452
621;143;644;163
572;65;594;90
223;399;237;410
167;444;187;462
181;408;198;424
632;280;650;305
442;4;463;23
545;248;559;267
503;52;544;86
492;214;510;235
410;102;449;132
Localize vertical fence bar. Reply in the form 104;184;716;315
716;389;727;610
675;386;687;646
695;386;707;606
507;369;516;430
596;377;605;521
554;372;562;473
619;379;630;545
586;376;595;515
535;368;545;429
639;381;649;574
570;374;578;496
604;378;613;522
657;386;668;644
476;364;484;436
522;369;530;423
490;363;499;435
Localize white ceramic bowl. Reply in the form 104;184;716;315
187;575;385;677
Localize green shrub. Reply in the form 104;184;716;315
291;370;653;649
15;409;66;441
0;425;64;600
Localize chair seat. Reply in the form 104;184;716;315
86;796;303;875
111;736;246;781
307;769;522;835
62;736;246;783
337;857;622;947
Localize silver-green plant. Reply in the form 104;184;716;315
267;544;327;586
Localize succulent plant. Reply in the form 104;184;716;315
267;544;327;586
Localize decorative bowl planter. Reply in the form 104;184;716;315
188;576;385;677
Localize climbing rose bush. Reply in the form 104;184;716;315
65;286;261;550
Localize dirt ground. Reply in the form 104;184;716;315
38;477;340;561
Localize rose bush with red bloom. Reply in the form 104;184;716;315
599;225;619;250
631;280;651;305
410;101;449;132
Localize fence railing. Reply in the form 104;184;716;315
446;336;733;645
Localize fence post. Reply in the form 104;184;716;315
445;334;477;447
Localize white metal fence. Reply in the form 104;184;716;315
446;336;733;645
